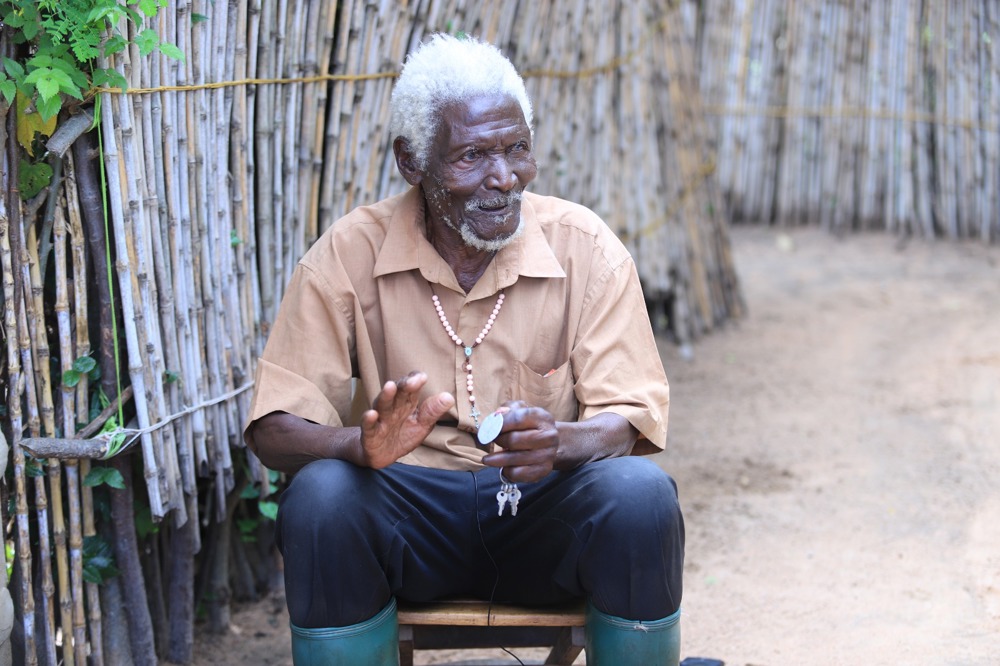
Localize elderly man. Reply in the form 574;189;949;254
244;34;684;665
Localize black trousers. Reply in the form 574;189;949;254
276;456;684;629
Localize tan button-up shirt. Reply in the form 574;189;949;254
244;187;669;471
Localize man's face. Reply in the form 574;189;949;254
421;94;538;251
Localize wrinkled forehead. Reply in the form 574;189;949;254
433;94;529;145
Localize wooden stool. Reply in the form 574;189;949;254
397;599;586;665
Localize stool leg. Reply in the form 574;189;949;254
545;626;585;665
397;625;414;666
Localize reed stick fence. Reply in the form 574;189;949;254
0;0;730;663
690;0;1000;241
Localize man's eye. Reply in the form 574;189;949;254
462;150;480;161
509;142;528;153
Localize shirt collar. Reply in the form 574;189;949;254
373;187;566;296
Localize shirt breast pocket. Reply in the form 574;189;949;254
509;360;578;422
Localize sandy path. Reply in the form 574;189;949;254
191;227;1000;665
667;227;1000;666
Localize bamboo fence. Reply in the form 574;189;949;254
0;0;734;663
692;0;1000;241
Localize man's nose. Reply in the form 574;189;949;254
484;155;518;191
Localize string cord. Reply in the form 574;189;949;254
470;470;526;666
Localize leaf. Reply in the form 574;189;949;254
164;369;180;384
16;91;57;154
92;68;128;91
62;368;83;388
70;33;102;63
124;7;143;26
98;414;119;435
26;54;54;70
102;468;126;489
48;57;89;89
2;10;25;29
258;500;279;521
2;57;24;80
0;80;15;105
35;77;60;102
22;19;39;41
19;159;53;199
83;467;106;486
138;0;158;17
135;29;159;57
240;484;260;500
104;431;127;458
157;42;185;62
134;503;159;540
87;6;122;25
191;13;209;24
237;518;258;535
36;94;62;122
25;458;46;477
83;467;126;489
83;535;120;584
49;69;83;100
73;356;98;373
103;35;127;57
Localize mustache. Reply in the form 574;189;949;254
465;190;522;212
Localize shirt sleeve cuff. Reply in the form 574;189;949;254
242;359;345;449
580;404;667;453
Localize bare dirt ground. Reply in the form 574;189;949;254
190;226;1000;665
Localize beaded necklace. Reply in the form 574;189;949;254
430;288;506;429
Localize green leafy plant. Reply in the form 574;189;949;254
82;534;119;584
134;502;160;540
236;470;280;542
0;0;185;201
83;465;125;489
0;0;183;118
61;353;99;388
24;455;46;477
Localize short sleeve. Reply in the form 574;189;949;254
242;262;356;452
572;255;669;449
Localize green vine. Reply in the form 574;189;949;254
0;0;182;136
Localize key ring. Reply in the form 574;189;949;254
496;468;521;517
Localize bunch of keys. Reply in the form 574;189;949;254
477;411;521;517
496;475;521;516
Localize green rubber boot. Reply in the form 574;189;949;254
585;603;681;666
290;598;399;665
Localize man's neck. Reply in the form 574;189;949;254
427;222;496;293
422;199;497;293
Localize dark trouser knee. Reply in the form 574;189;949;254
277;460;393;628
571;457;685;619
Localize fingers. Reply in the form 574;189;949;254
495;405;557;451
359;372;454;469
418;391;456;425
372;371;427;412
482;405;558;483
500;463;553;484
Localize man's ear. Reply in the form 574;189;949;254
393;137;423;186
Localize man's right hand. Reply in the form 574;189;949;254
360;371;455;468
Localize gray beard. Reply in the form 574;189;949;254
459;217;524;252
459;190;524;251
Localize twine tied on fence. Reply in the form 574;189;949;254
99;383;256;460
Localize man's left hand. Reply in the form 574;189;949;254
481;400;558;483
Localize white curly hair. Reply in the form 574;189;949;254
389;33;534;170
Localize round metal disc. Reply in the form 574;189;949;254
477;411;504;446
